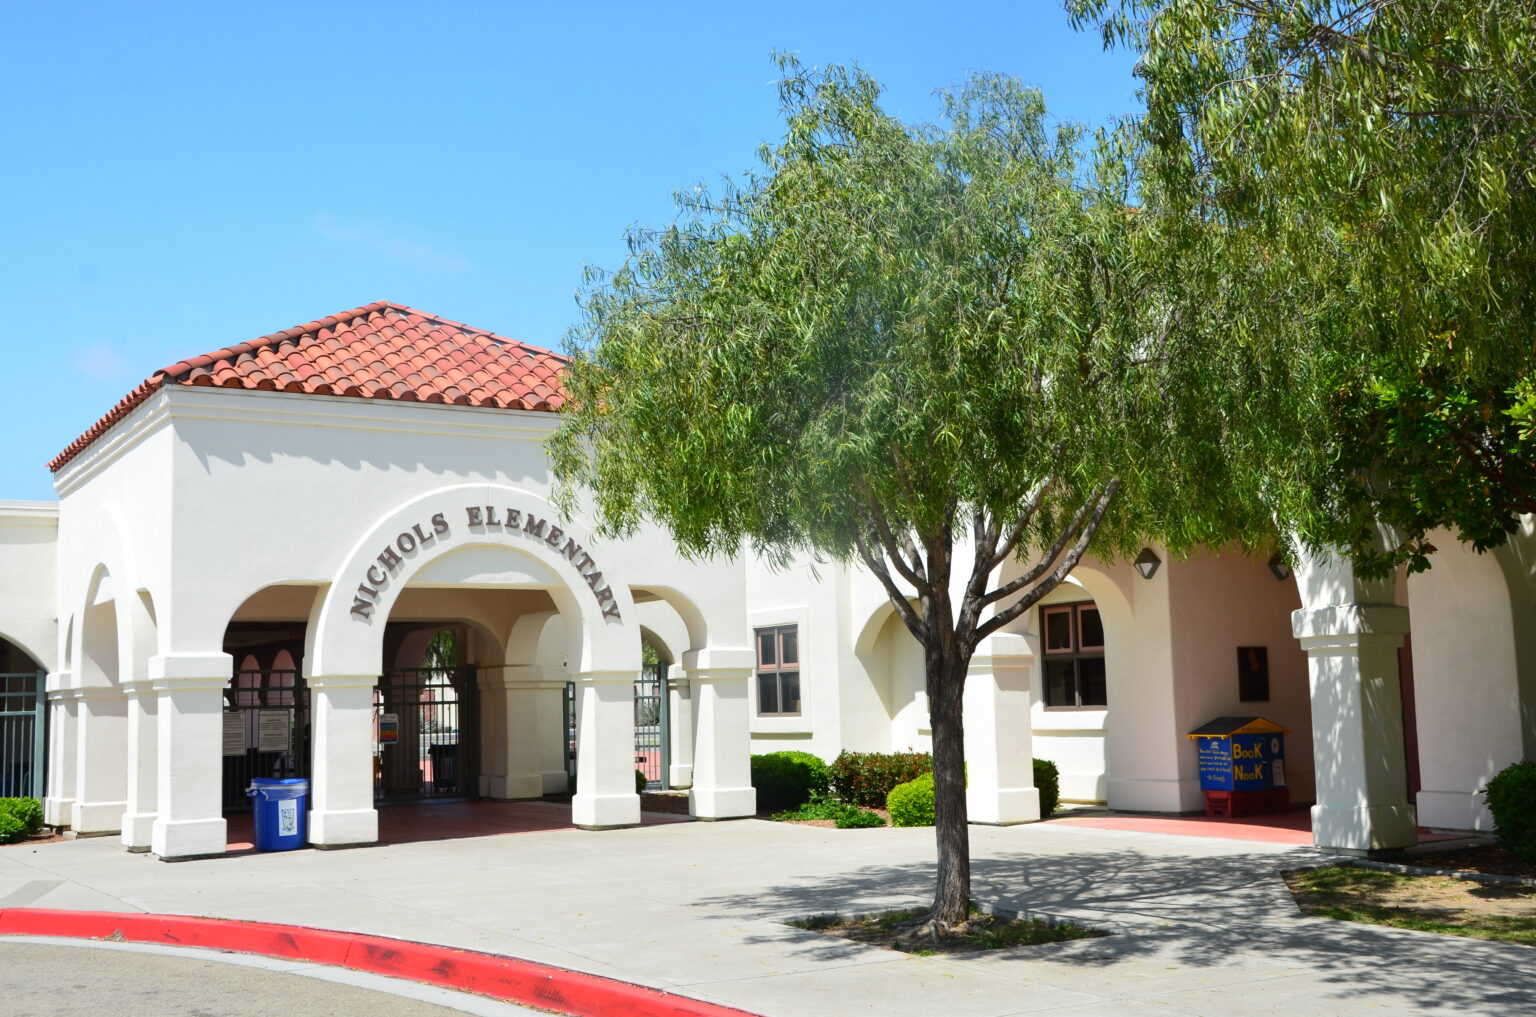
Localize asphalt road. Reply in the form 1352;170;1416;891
0;937;547;1017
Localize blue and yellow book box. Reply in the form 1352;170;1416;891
1187;716;1292;817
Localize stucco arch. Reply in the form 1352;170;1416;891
0;628;51;675
309;484;639;677
630;585;709;654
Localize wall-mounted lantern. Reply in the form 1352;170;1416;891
1133;547;1161;580
1266;552;1291;582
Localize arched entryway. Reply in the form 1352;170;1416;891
0;634;46;799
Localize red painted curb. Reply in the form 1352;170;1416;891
0;908;761;1017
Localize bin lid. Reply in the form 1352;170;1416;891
1187;716;1291;739
248;778;310;787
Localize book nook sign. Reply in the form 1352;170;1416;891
349;504;621;622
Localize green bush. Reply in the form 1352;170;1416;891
829;750;933;808
0;797;43;844
1034;758;1060;817
771;798;887;828
751;751;831;812
1483;760;1536;861
835;806;886;829
887;772;936;827
635;768;649;793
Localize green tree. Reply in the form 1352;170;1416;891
551;61;1269;933
1070;0;1536;571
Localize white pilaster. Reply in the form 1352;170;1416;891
307;674;379;848
483;665;567;800
120;678;158;851
477;669;508;798
965;633;1040;825
72;686;128;834
570;669;641;829
43;672;75;828
1293;545;1417;853
150;653;229;859
667;673;694;788
684;648;756;820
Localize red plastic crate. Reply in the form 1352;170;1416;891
1204;788;1290;818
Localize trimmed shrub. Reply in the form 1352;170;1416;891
1483;760;1536;861
829;750;933;808
0;797;43;844
1034;758;1060;817
835;806;886;829
635;768;649;793
751;751;831;812
887;772;936;827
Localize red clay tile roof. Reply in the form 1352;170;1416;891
50;301;567;472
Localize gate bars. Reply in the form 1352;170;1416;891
0;671;44;799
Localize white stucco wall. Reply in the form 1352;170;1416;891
0;501;58;673
1408;528;1536;830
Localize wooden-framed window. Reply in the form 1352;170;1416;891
755;625;801;716
1041;601;1106;708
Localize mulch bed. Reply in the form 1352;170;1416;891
0;830;66;848
1400;844;1536;881
639;792;692;815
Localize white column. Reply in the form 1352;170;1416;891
72;686;128;834
43;673;75;828
685;649;756;820
477;670;508;798
150;654;229;859
667;673;694;789
570;669;641;829
307;674;379;848
534;670;569;795
119;678;158;851
482;665;567;800
1293;544;1417;853
965;633;1040;825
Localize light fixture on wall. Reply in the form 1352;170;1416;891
1133;547;1161;580
1267;552;1292;582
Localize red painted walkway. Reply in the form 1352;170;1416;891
1052;807;1463;847
226;799;690;851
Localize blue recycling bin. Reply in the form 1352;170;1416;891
246;778;308;851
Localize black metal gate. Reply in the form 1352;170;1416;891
222;669;309;812
634;662;668;790
0;671;45;799
375;666;477;802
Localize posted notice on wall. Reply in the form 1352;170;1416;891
222;712;246;757
257;710;290;753
379;713;400;745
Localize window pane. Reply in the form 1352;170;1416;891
778;671;801;714
757;630;777;667
758;673;778;714
1078;607;1104;649
1044;659;1076;707
1044;608;1074;653
1078;657;1108;706
780;627;798;666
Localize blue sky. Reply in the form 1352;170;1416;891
1;1;1140;501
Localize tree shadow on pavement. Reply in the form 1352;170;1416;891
695;845;1536;1014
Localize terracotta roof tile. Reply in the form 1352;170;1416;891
50;301;568;472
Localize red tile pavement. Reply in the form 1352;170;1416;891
49;301;568;471
225;798;690;851
1051;808;1465;847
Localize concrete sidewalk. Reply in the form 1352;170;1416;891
1;804;1530;1016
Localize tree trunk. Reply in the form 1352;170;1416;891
927;646;971;928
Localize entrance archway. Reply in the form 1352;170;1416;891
0;634;46;799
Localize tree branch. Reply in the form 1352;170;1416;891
853;527;929;643
974;479;1121;644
